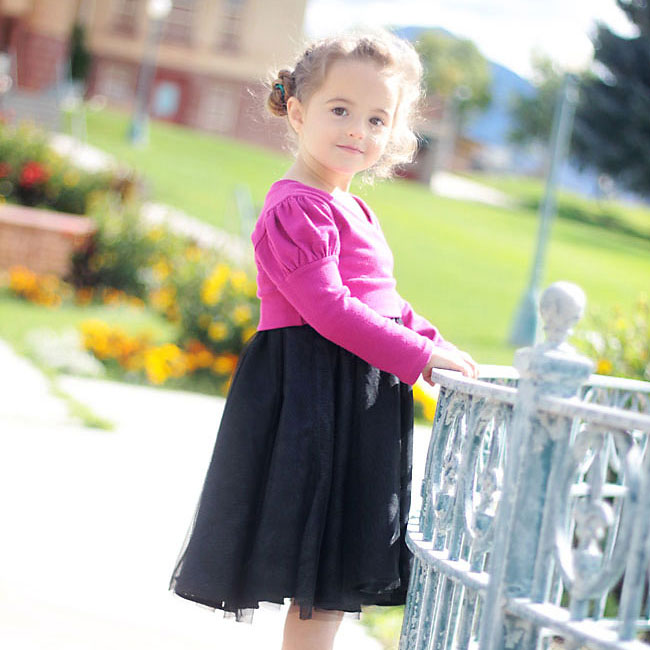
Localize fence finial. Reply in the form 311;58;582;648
539;281;586;351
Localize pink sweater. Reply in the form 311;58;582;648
251;179;454;385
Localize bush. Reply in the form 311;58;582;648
66;195;258;392
0;121;139;213
574;293;649;381
71;194;172;296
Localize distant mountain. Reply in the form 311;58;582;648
465;61;533;146
390;25;534;148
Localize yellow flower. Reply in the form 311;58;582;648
213;353;238;375
144;344;187;384
241;326;257;342
200;264;230;306
233;304;251;325
597;359;613;375
151;259;171;281
208;321;228;341
614;317;627;331
149;286;176;311
413;384;438;422
147;226;165;242
230;270;249;292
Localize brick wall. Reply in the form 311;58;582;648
15;28;68;90
0;205;96;277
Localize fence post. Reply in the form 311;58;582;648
479;281;594;649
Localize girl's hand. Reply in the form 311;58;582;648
421;347;479;385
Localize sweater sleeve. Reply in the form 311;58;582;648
399;296;457;351
255;195;435;385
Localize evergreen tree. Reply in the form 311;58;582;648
69;22;91;85
572;0;650;196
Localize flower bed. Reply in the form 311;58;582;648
0;121;139;213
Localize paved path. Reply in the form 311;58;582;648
431;171;515;208
0;339;433;649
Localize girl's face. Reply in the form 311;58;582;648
287;58;400;192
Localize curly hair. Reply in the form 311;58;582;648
265;27;424;184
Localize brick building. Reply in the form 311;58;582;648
0;0;307;150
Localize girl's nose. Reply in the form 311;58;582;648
348;120;365;139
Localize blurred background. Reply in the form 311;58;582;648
0;1;648;649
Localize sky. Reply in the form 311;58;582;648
303;0;639;80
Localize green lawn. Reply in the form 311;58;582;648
71;107;650;365
0;287;177;355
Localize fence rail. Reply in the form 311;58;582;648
399;282;650;650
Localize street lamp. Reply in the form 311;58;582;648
128;0;172;146
509;73;579;346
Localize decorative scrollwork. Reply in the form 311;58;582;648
554;425;642;601
463;402;509;553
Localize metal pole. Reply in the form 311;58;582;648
508;73;579;346
128;14;165;146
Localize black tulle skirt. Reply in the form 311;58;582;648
168;319;414;624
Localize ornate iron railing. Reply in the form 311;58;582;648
400;282;650;650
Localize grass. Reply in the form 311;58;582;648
0;287;178;356
0;288;181;429
462;170;650;241
360;605;405;650
48;375;115;431
63;106;650;366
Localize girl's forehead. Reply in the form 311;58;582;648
315;59;399;108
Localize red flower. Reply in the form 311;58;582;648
0;162;10;178
19;161;49;187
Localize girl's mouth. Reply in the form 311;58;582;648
337;145;363;154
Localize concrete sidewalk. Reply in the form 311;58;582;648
0;340;433;649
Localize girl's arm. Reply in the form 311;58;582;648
256;196;435;385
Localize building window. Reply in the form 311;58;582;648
151;80;181;118
96;62;134;104
110;0;138;36
162;0;196;46
217;0;245;53
198;84;236;133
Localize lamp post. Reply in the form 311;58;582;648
128;0;172;146
509;73;579;346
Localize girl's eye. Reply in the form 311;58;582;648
332;107;347;116
370;117;385;127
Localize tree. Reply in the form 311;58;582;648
68;22;91;85
508;53;563;146
416;31;491;123
572;0;650;196
414;30;491;178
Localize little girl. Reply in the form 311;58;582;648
169;27;478;650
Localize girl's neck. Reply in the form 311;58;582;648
282;159;352;195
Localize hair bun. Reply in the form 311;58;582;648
267;69;295;117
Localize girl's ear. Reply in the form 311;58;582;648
286;96;304;135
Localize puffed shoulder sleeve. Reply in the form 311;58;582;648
255;194;435;385
261;195;340;279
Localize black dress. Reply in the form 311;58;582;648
168;317;414;624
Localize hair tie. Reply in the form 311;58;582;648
274;83;286;103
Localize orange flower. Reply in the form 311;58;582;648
212;353;238;375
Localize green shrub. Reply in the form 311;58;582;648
574;293;650;381
0;120;140;213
